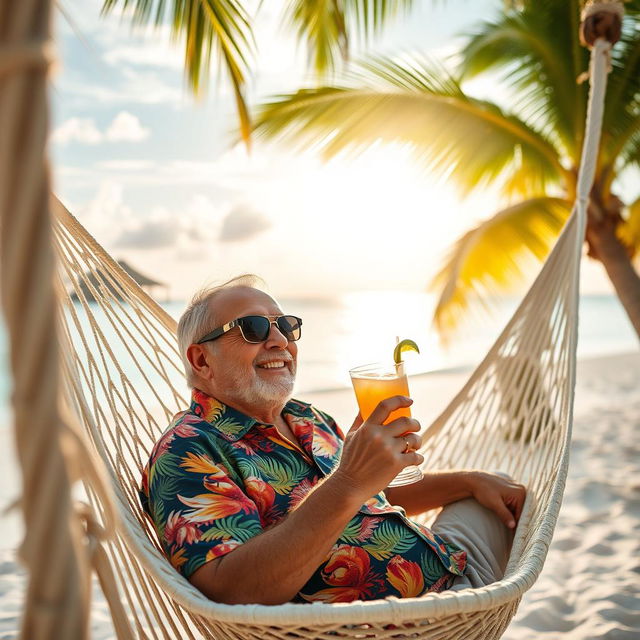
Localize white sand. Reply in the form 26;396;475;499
0;351;638;639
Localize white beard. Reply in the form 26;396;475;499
223;358;296;411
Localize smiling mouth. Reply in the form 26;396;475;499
257;361;288;370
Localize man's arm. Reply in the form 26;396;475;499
190;396;423;605
384;470;526;529
190;470;362;604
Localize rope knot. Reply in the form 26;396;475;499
0;40;56;79
580;1;624;48
76;501;110;557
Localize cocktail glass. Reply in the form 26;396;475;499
349;362;423;487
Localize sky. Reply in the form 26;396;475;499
50;0;630;302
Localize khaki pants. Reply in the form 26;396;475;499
432;497;515;590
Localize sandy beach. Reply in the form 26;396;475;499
0;350;638;639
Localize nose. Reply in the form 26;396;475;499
264;320;289;349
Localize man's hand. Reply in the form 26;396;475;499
333;396;424;501
466;471;526;530
385;469;526;527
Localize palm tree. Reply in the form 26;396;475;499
101;0;416;144
251;0;640;339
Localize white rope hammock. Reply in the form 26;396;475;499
44;30;615;639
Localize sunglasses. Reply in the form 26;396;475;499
196;315;303;345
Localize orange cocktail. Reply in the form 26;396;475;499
349;361;422;487
349;362;410;424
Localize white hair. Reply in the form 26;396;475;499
177;274;266;387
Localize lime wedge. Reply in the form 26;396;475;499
393;338;420;364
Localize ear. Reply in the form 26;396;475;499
186;344;214;381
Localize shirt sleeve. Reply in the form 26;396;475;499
144;430;263;579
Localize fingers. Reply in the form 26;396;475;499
512;485;526;522
499;478;526;525
385;416;421;437
472;472;526;530
405;450;424;467
367;396;413;426
493;499;517;530
364;409;422;458
394;431;422;453
500;485;526;529
337;407;424;498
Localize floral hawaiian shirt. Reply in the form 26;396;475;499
140;389;467;602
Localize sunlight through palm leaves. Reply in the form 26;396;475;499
253;0;640;339
285;0;416;76
102;1;416;144
430;197;571;337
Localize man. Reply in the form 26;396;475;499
140;275;526;605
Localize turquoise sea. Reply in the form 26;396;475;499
0;292;636;417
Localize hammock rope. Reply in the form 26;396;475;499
0;0;624;638
0;2;102;638
45;32;615;639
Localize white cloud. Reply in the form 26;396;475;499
106;194;221;252
77;180;134;246
105;111;150;141
219;204;271;242
102;32;183;70
51;112;150;145
113;210;176;249
51;117;103;144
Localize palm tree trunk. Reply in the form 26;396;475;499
586;214;640;341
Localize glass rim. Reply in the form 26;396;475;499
349;361;405;378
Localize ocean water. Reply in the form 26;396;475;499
276;292;638;391
0;291;636;551
0;292;634;418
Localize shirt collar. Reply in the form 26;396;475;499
189;388;316;441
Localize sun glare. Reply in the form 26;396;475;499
234;143;493;298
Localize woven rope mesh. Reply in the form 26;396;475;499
51;189;582;638
41;21;619;638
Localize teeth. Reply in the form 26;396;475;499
259;361;286;369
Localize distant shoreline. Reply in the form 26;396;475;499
297;348;638;396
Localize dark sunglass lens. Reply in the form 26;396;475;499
277;316;302;341
239;316;271;342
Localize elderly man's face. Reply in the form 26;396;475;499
203;287;298;412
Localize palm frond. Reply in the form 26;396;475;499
429;197;572;338
285;0;349;77
618;195;640;257
599;14;640;181
253;55;569;197
623;130;640;166
283;0;416;77
458;0;588;163
601;112;640;192
102;0;254;142
343;0;416;45
603;12;640;127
